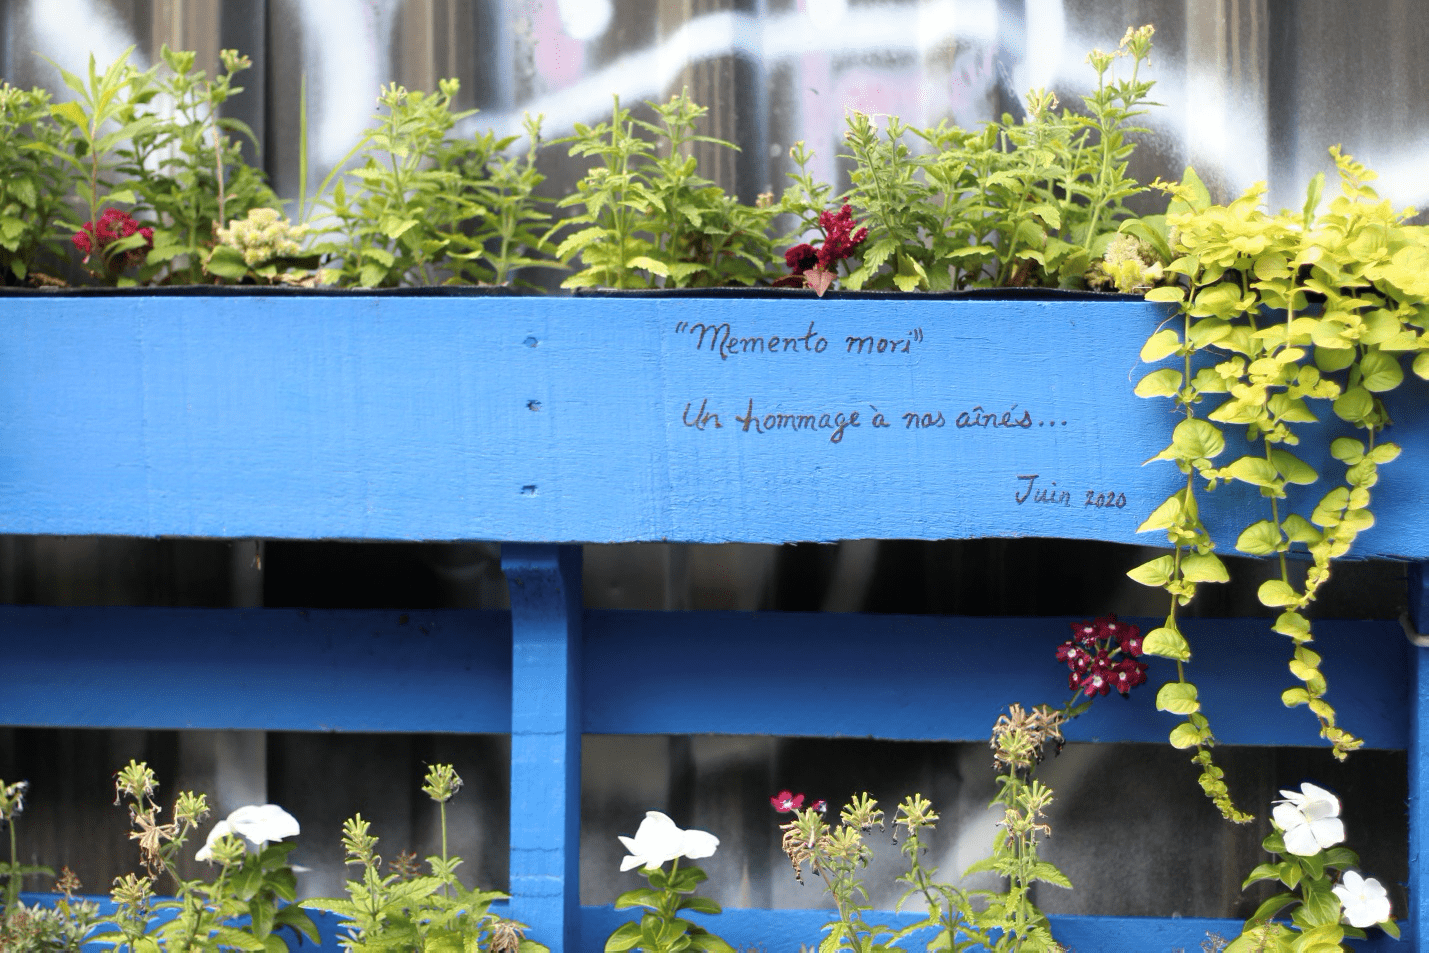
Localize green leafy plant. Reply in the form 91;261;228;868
304;764;542;953
442;113;560;287
309;79;474;288
773;616;1151;953
1226;783;1397;951
0;779;101;953
99;760;319;953
122;45;278;284
42;45;277;286
555;91;776;289
43;47;160;283
782;25;1159;292
0;83;76;285
309;81;555;289
606;811;731;953
1132;148;1429;819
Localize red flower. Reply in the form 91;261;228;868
812;799;827;813
73;208;154;269
770;790;804;813
784;243;818;276
1060;615;1147;698
815;205;868;270
778;205;868;294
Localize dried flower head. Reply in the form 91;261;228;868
487;917;526;953
389;849;422;881
53;866;82;900
991;704;1067;775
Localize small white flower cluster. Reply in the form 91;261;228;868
215;208;309;267
1088;233;1165;293
1273;783;1391;929
617;811;718;872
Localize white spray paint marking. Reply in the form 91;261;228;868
27;0;144;89
557;0;613;42
474;2;999;142
294;0;402;172
1011;0;1065;95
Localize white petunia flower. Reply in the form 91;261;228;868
617;811;719;872
1271;782;1344;856
196;804;300;861
1333;870;1392;928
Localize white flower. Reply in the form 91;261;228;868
1271;782;1344;856
196;804;300;861
1333;870;1391;928
617;811;719;872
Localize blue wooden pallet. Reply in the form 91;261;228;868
1;295;1423;951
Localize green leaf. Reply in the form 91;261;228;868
1236;520;1283;556
1332;386;1373;424
1281;515;1321;545
1413;351;1429;380
1222;455;1279;488
1143;626;1191;661
1168;721;1204;748
626;255;670;277
1144;285;1185;304
1258;579;1301;608
1135;368;1182;398
1270;450;1317;485
1136;493;1183;533
1126;555;1175;588
1273;611;1310;638
1181;552;1229;583
1365;441;1399;464
604;922;643;952
1358;350;1404;392
1329;438;1365;464
1140;328;1182;361
1162;418;1225;463
50;99;88;130
1156;681;1200;715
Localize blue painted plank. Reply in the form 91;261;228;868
1409;562;1429;949
0;605;1407;747
579;905;1404;952
505;544;584;953
0;606;510;732
3;296;1427;554
583;612;1409;748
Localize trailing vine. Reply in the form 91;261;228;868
1133;150;1429;820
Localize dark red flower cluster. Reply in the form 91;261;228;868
782;205;868;278
770;790;826;813
72;208;154;268
777;205;868;294
1056;614;1147;697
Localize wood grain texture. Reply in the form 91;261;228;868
3;295;1425;553
505;544;584;953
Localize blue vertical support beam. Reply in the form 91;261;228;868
1410;560;1428;949
503;544;583;953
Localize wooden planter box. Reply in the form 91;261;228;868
2;293;1424;952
